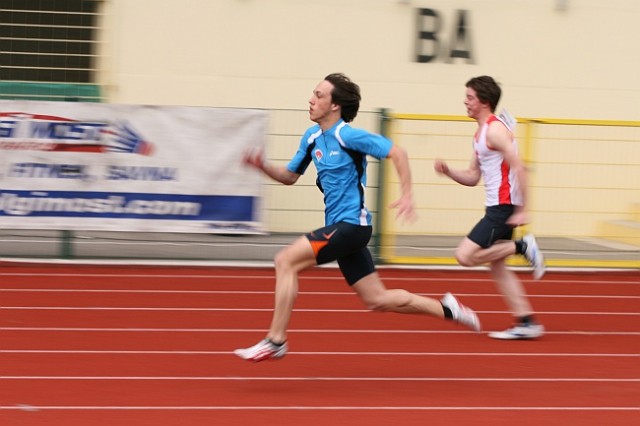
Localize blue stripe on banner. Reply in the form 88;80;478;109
0;190;255;221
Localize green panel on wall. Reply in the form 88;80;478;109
0;82;102;102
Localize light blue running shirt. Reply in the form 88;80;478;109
287;119;392;226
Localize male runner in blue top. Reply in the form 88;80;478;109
234;73;480;362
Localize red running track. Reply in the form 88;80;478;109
0;263;638;426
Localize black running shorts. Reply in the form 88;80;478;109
467;204;516;249
305;222;374;285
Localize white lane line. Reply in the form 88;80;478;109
2;327;638;336
1;376;638;382
0;272;637;285
1;350;637;357
1;288;638;299
0;405;637;411
1;306;638;315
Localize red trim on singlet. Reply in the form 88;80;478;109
499;160;512;204
488;115;512;204
485;115;499;150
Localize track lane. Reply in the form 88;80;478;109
2;309;638;332
2;351;638;379
2;330;639;354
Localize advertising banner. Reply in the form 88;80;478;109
0;101;267;233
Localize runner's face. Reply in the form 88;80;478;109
464;87;483;119
309;80;336;124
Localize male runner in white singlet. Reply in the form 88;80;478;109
434;76;546;340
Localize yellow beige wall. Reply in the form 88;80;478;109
96;1;640;238
99;0;639;120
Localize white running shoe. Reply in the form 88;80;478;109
488;323;545;340
441;292;481;332
234;338;288;362
523;233;546;280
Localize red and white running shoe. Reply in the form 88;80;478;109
234;338;288;362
